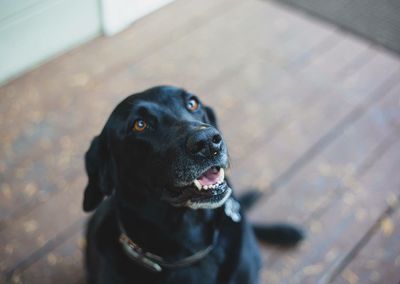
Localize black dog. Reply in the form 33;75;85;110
83;86;303;284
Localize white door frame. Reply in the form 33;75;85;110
100;0;175;35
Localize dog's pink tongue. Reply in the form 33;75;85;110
197;168;221;186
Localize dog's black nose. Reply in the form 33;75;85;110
187;127;223;158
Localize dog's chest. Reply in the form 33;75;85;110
117;249;226;284
163;257;222;284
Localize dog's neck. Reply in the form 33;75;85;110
114;193;220;259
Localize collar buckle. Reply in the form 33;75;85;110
119;234;163;272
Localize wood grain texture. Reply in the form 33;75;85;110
259;137;400;284
333;205;400;284
1;0;400;283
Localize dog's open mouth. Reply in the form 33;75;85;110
194;166;225;190
163;166;232;209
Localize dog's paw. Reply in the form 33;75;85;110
252;223;305;247
237;190;263;211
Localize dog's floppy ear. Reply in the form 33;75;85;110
204;106;218;128
83;131;114;212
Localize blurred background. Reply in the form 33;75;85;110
0;0;400;283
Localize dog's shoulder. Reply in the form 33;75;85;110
86;197;116;239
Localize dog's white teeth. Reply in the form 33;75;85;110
194;169;226;191
219;168;225;183
194;180;202;190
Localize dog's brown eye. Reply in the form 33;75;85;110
132;119;147;132
187;98;199;112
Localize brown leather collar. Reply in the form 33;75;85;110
117;197;241;273
117;215;219;273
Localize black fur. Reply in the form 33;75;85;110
83;86;303;284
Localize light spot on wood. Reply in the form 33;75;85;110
5;244;14;254
369;271;380;282
262;270;278;283
15;168;26;178
11;274;22;284
1;184;12;200
78;237;86;249
386;193;399;208
303;263;323;275
380;217;394;236
47;253;58;265
342;268;359;284
310;221;322;234
23;219;38;233
281;267;291;278
39;138;51;150
0;161;5;173
37;235;46;246
29;110;43;123
71;73;89;87
325;249;338;262
24;183;38;197
343;164;356;176
355;208;368;221
317;163;332;176
343;192;355;205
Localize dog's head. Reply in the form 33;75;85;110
83;86;232;212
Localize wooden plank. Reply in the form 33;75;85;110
211;34;374;165
333;206;400;284
249;81;400;278
8;230;85;284
259;133;400;283
0;115;90;227
121;0;338;92
292;34;373;84
0;175;85;276
229;50;400;194
249;79;400;225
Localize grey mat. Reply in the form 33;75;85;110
273;0;400;55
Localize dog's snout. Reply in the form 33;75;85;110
187;128;223;158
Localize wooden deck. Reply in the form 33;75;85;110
1;0;400;283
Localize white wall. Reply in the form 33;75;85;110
0;0;101;84
101;0;175;35
0;0;175;85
